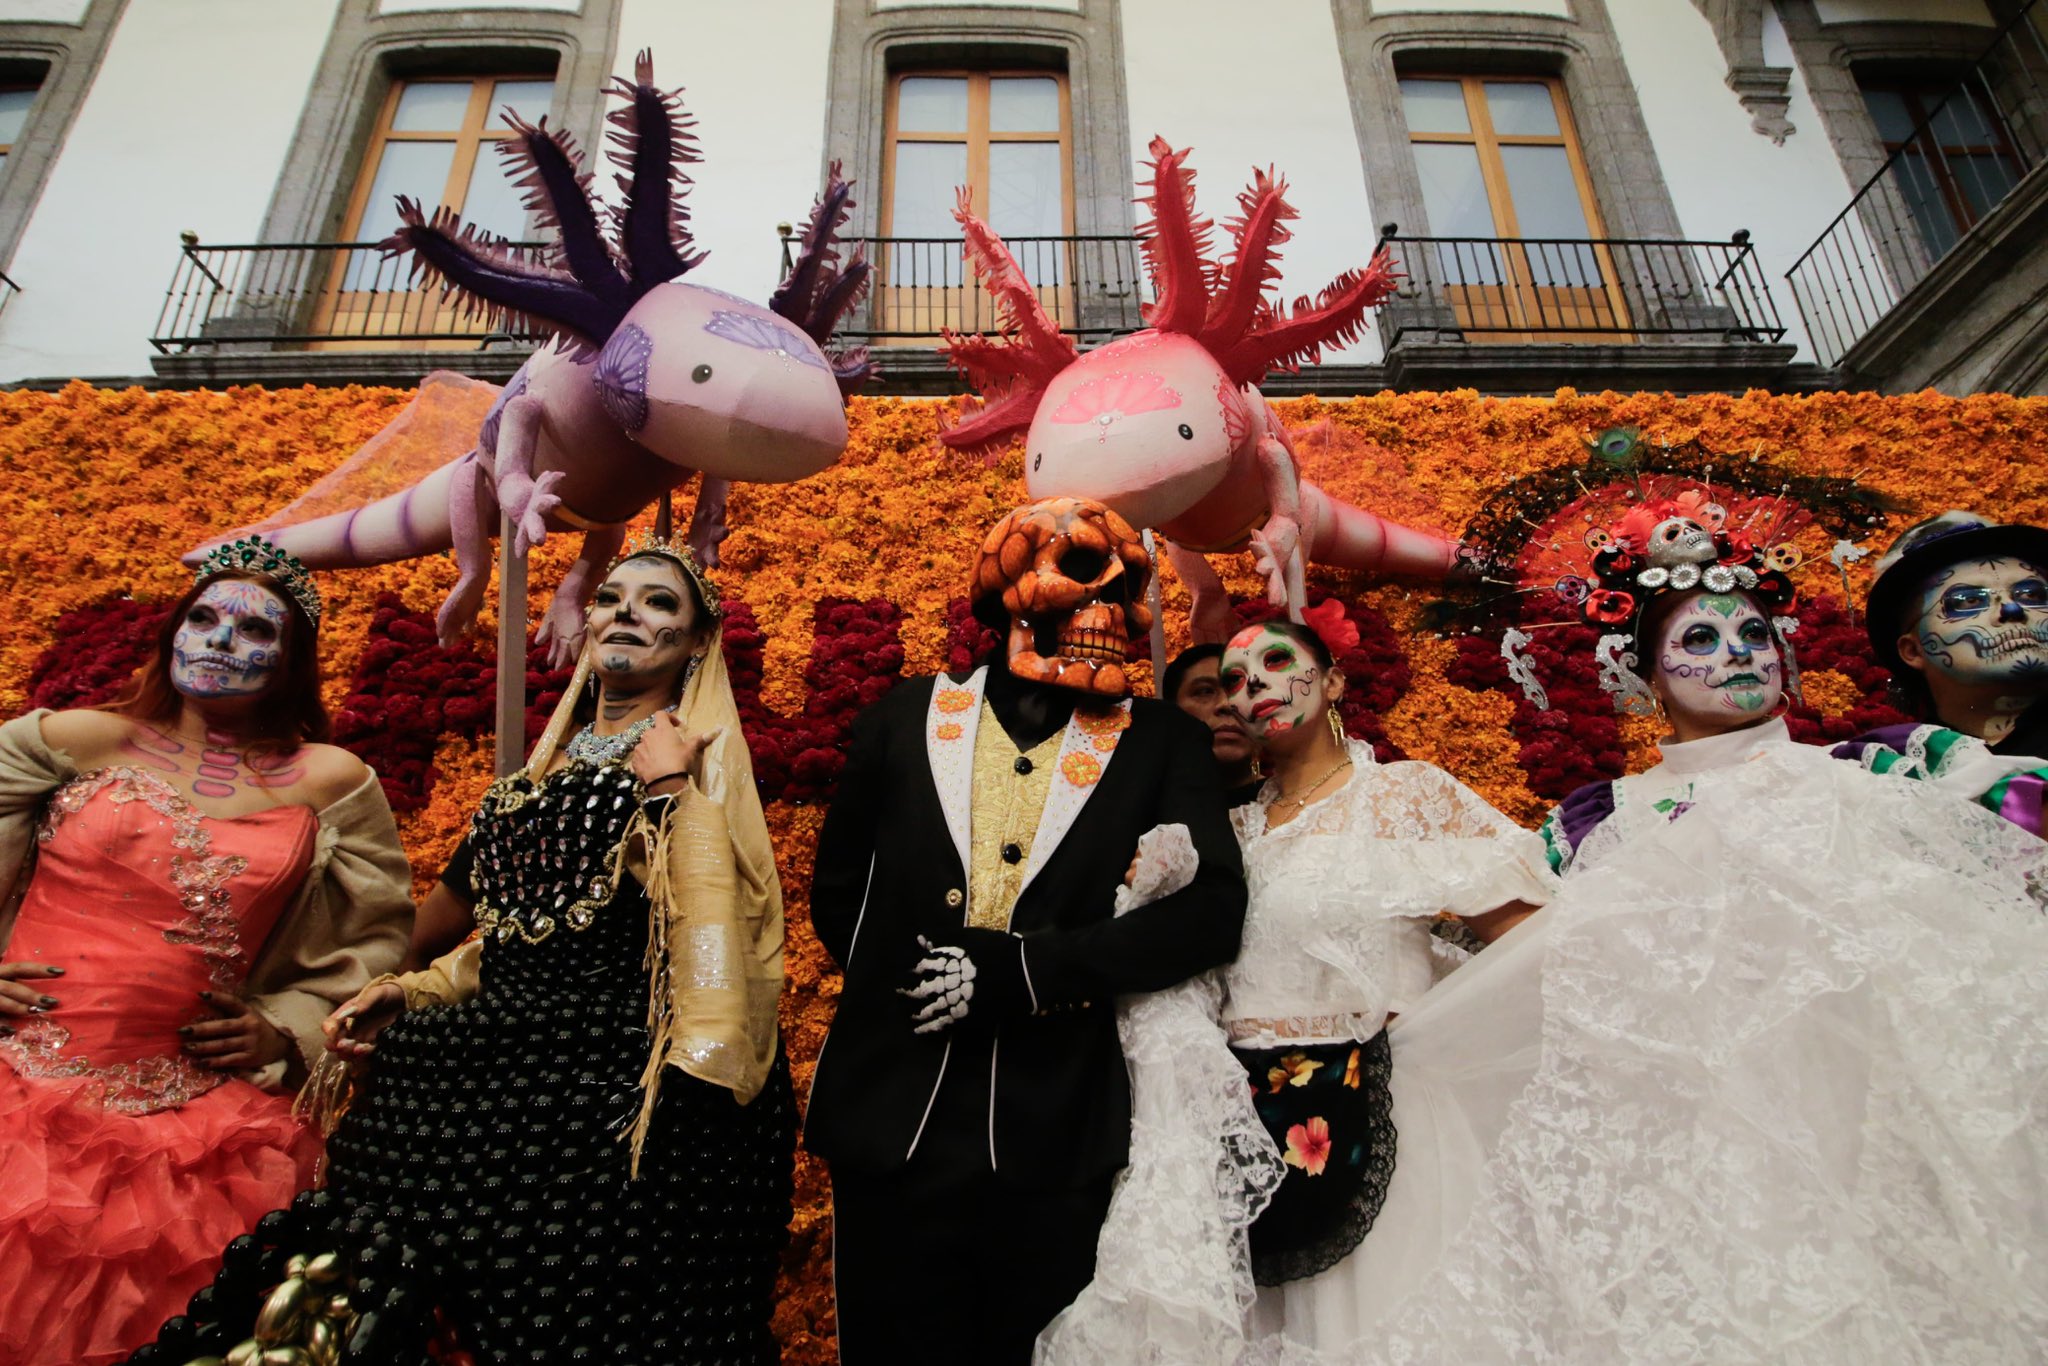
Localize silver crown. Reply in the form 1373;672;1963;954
193;533;323;627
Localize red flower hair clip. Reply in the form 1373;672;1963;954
1301;598;1362;656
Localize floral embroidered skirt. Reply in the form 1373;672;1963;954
1235;1031;1396;1286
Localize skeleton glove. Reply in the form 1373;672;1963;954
899;929;1031;1035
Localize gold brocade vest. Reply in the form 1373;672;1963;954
965;700;1063;931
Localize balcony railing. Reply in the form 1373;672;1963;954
778;231;1147;343
1787;0;2048;367
150;239;548;353
1373;230;1787;345
0;269;17;317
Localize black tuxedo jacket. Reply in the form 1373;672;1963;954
804;672;1246;1189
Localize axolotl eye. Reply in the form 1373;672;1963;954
692;363;713;383
1177;424;1194;440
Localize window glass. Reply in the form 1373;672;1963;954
989;76;1060;133
1412;142;1494;237
1399;78;1470;135
897;76;969;134
462;147;532;241
490;78;555;129
390;82;473;134
0;88;35;147
1484;82;1561;138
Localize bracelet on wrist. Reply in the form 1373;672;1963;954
643;770;694;792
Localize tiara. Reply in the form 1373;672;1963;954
603;526;723;621
193;533;323;627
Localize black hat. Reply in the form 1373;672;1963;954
1864;511;2048;671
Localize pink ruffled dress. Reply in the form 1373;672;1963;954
0;767;320;1366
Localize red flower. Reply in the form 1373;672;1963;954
1302;598;1362;656
1284;1117;1333;1176
1586;589;1635;624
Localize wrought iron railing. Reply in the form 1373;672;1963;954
150;238;548;352
778;230;1148;342
1787;0;2047;367
1373;229;1787;344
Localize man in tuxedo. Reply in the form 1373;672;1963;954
807;497;1247;1365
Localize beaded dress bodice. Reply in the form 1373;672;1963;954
0;768;315;1113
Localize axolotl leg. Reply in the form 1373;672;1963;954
1163;537;1235;644
492;392;567;558
535;523;628;669
436;449;500;644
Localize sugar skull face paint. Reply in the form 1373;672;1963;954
1655;592;1783;727
171;579;290;699
588;556;701;688
1221;624;1323;740
1910;556;2048;688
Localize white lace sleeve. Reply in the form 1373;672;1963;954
1284;756;1556;1007
1113;823;1198;916
1038;828;1283;1363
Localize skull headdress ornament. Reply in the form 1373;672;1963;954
972;496;1154;698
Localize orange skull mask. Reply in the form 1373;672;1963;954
971;497;1154;697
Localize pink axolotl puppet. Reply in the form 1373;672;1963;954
939;137;1458;639
189;53;873;664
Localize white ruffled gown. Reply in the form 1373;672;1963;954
1038;740;1555;1363
1249;718;2048;1364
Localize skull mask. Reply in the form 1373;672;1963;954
1644;516;1717;569
972;497;1154;698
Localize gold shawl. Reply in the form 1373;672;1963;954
393;632;784;1174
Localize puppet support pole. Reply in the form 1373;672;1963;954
1143;528;1167;684
495;514;529;777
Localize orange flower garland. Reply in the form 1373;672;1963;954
5;381;2048;1360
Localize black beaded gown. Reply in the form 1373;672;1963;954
140;756;795;1366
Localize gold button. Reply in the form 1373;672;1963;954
945;888;964;909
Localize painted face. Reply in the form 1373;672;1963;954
1654;592;1784;727
1172;656;1254;767
588;556;701;687
1908;556;2048;688
171;579;290;700
1220;624;1324;740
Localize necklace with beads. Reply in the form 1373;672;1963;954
1270;755;1353;815
563;707;673;766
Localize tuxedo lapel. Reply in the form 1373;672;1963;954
922;667;989;886
1018;698;1134;898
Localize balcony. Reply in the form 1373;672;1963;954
1370;229;1797;393
1787;0;2048;390
149;238;544;387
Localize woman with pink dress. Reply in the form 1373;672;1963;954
0;537;412;1366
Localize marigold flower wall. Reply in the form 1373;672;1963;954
5;381;2047;1359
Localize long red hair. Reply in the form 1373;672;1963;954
100;571;330;750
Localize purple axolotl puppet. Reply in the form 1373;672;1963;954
939;137;1457;640
189;52;873;663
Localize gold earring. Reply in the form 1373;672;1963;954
1328;705;1346;744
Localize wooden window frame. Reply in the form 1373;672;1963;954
1403;72;1630;340
880;69;1075;238
1860;76;2024;240
317;72;556;349
334;73;548;244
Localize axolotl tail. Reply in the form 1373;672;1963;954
185;457;468;572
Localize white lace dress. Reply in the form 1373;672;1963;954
1236;720;2048;1364
1037;741;1555;1364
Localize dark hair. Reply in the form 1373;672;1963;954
100;571;330;750
1162;644;1224;701
1882;571;1938;719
